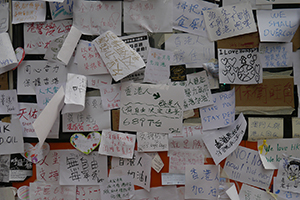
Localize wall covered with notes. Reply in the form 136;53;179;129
0;0;300;199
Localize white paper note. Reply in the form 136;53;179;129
133;186;180;200
12;1;46;24
86;74;112;89
137;132;169;152
36;84;63;109
36;150;61;183
0;33;18;74
226;184;240;200
99;83;121;110
49;1;73;21
0;90;19;114
30;182;76;200
0;3;8;33
239;184;276;200
76;186;100;200
161;173;185;185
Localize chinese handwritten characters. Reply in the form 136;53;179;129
12;1;46;24
99;83;121;110
36;84;62;109
277;158;300;194
73;1;121;35
59;150;107;185
93;31;145;82
0;90;19;114
137;132;169;152
119;82;184;134
36;150;61;183
24;20;72;54
203;3;257;41
98;130;136;159
173;0;217;37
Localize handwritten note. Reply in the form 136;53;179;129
119;82;184;134
143;48;173;84
273;177;300;200
98;130;136;159
248;117;284;141
134;186;179;200
121;33;149;63
165;33;214;68
224;146;274;189
99;83;121;110
202;113;247;165
239;184;276;200
121;68;145;83
73;1;121;35
0;119;24;155
137;132;168;152
169;125;211;158
49;1;73;21
86;74;112;89
76;186;100;200
0;90;19;114
17;60;67;95
173;0;217;37
258;138;300;169
75;40;108;75
36;150;61;183
0;33;18;74
185;165;219;200
171;71;213;111
292;118;300;138
93;31;145;82
259;42;293;68
257;9;299;42
63;96;110;132
12;1;46;24
200;88;235;131
36;84;63;109
100;175;134;200
277;158;300;193
30;182;76;200
24;20;72;54
124;0;173;33
111;151;152;191
0;3;8;33
218;48;262;84
62;73;87;114
59;150;107;185
169;149;204;174
203;3;257;41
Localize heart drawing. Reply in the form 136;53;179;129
22;142;50;164
70;132;101;155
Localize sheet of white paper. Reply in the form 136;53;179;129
203;3;257;41
273;177;300;200
0;187;14;200
12;1;46;24
121;68;145;83
239;184;276;200
143;48;173;84
76;186;100;200
132;186;179;200
256;0;300;4
257;9;299;42
292;117;300;137
36;150;61;183
24;20;72;54
30;182;76;200
293;50;300;85
12;103;59;138
86;74;112;89
44;34;67;65
259;43;293;68
33;86;64;149
49;1;73;21
99;83;121;110
170;71;213;111
17;60;67;95
137;132;168;152
111;151;152;191
124;0;173;33
185;165;219;200
152;154;164;173
57;26;82;65
0;90;19;114
173;0;218;37
200;88;235;131
224;146;274;189
202;113;247;165
59;150;107;185
119;82;184;134
248;117;284;141
75;40;109;75
165;33;214;68
0;3;8;33
169;149;204;174
161;173;186;185
0;119;24;155
226;184;240;200
93;31;145;82
36;84;63;109
218;48;262;84
98;130;136;159
62;73;87;114
62;96;111;132
258;138;300;169
0;32;18;74
169;125;211;158
73;0;121;36
121;33;149;64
